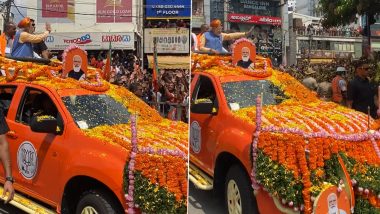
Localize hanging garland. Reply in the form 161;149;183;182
0;56;109;92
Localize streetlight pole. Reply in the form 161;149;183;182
282;29;288;66
308;33;312;63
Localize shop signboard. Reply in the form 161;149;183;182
144;28;189;53
96;0;132;23
44;32;135;50
146;0;191;18
42;0;68;18
38;0;74;23
230;0;280;17
228;13;282;25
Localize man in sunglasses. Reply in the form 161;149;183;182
347;60;378;118
30;19;50;59
11;17;51;58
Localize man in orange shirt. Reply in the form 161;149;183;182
196;24;209;50
331;67;347;105
0;22;16;56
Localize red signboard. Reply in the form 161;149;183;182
115;0;132;22
96;0;114;23
42;0;68;18
97;0;132;23
227;13;282;25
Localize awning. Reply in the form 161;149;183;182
147;55;190;69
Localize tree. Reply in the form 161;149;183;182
318;0;380;27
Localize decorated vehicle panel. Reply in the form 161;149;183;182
190;53;380;213
0;56;188;214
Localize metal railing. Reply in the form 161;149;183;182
149;101;189;122
295;29;362;38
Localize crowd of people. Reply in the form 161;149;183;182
281;57;380;119
91;51;189;122
294;24;362;37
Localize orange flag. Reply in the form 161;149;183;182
0;33;7;56
103;42;111;81
152;38;159;92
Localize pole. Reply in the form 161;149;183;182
153;37;159;110
308;34;311;63
3;0;11;28
367;13;371;56
224;0;228;31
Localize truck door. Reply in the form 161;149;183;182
5;86;66;206
190;74;220;175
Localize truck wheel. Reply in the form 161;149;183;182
225;165;258;214
76;190;120;214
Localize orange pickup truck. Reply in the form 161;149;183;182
189;54;380;214
0;57;188;214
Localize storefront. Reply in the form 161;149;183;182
44;32;136;50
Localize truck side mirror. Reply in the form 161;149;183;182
191;99;217;115
30;115;58;134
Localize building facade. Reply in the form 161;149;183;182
21;0;142;54
288;12;362;65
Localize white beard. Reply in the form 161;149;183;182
73;66;81;72
242;56;250;62
328;206;338;214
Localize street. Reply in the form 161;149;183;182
188;183;227;214
0;203;26;214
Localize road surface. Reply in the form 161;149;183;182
0;203;26;214
188;182;227;214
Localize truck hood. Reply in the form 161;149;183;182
83;119;188;203
84;120;188;155
234;101;372;134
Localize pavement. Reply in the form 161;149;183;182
188;182;227;214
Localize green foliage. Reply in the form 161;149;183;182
340;153;380;195
256;150;304;206
255;151;380;212
319;0;380;27
355;198;380;214
372;53;380;84
123;164;187;214
324;154;341;185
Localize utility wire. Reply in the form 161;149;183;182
14;4;191;19
12;0;24;18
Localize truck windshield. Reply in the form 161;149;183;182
62;94;130;129
222;80;288;110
